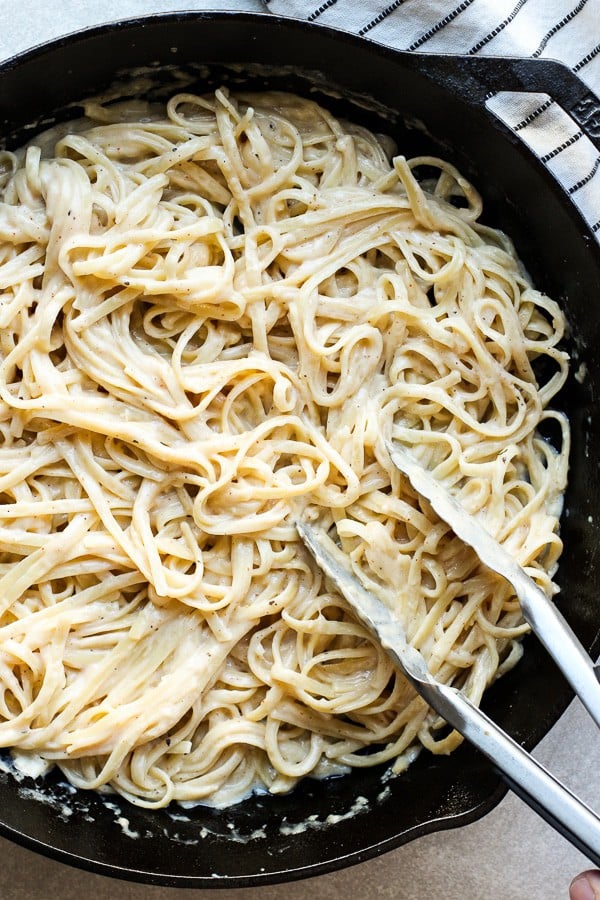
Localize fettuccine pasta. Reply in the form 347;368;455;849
0;89;568;807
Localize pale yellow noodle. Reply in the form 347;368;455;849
0;89;569;807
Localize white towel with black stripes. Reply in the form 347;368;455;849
262;0;600;237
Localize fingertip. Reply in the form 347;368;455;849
570;870;600;900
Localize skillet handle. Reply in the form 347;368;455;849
431;682;600;867
414;54;600;152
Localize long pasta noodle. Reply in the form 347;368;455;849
0;89;569;807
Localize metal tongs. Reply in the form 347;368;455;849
297;440;600;866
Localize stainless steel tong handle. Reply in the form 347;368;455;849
386;441;600;731
297;521;600;867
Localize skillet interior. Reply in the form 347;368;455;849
0;11;599;887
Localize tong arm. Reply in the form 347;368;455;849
297;520;600;867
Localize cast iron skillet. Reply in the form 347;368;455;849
0;11;600;888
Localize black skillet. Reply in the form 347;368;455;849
0;11;599;888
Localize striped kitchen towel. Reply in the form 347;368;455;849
263;0;600;236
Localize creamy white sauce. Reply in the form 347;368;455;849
11;751;52;780
279;795;369;835
116;816;140;839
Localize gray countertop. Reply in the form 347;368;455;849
0;3;597;898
